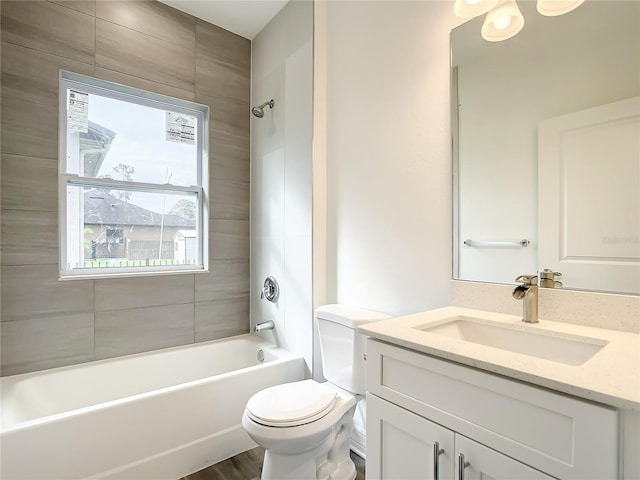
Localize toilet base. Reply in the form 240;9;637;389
260;409;355;480
262;453;355;480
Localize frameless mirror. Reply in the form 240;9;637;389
451;0;640;294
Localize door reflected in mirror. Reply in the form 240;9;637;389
451;0;640;294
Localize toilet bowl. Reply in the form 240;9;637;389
242;380;357;480
242;305;390;480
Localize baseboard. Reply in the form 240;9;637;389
350;428;366;459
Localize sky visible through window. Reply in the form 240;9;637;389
87;93;198;214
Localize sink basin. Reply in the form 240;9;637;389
415;316;608;366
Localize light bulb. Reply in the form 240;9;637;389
454;0;499;19
481;0;524;42
492;14;512;30
537;0;584;16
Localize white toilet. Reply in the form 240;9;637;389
242;304;390;480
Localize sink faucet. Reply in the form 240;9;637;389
254;320;275;332
512;275;539;324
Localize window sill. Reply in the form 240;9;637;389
59;266;209;281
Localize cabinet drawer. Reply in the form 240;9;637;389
367;339;618;480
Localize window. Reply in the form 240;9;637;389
59;71;209;278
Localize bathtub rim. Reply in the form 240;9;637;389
1;333;301;434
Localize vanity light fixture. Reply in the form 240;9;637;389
454;0;499;19
481;0;525;42
456;0;584;42
537;0;584;16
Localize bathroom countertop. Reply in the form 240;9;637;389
359;306;640;411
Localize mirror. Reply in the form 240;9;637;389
452;0;639;294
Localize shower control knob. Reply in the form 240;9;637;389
261;276;279;303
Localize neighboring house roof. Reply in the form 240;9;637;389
173;230;197;239
84;191;195;228
81;121;116;177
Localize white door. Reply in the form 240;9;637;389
538;96;640;293
455;435;554;480
366;394;455;480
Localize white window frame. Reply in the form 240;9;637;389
58;71;209;279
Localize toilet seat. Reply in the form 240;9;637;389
246;380;337;427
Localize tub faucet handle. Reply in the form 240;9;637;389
261;276;279;302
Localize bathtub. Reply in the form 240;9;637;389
0;334;304;479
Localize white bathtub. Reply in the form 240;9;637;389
0;334;304;479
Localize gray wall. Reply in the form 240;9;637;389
0;0;251;376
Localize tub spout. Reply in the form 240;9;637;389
254;320;275;333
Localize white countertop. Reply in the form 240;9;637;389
359;306;640;411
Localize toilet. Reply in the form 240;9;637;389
242;304;390;480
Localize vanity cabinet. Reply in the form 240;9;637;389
366;339;618;480
367;394;554;480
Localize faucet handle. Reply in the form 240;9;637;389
540;268;562;280
539;269;563;288
261;276;279;302
515;274;538;286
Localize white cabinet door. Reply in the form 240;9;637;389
367;394;455;480
455;435;554;480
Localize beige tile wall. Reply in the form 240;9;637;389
0;0;251;376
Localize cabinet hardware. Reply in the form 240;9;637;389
433;442;445;480
458;453;470;480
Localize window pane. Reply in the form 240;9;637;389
65;185;199;272
64;89;198;186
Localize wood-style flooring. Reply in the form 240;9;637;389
183;447;365;480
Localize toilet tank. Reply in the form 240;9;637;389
316;304;390;394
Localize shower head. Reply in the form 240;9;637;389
251;99;274;118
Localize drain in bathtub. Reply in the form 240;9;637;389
257;349;265;363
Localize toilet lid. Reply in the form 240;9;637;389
246;380;336;427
